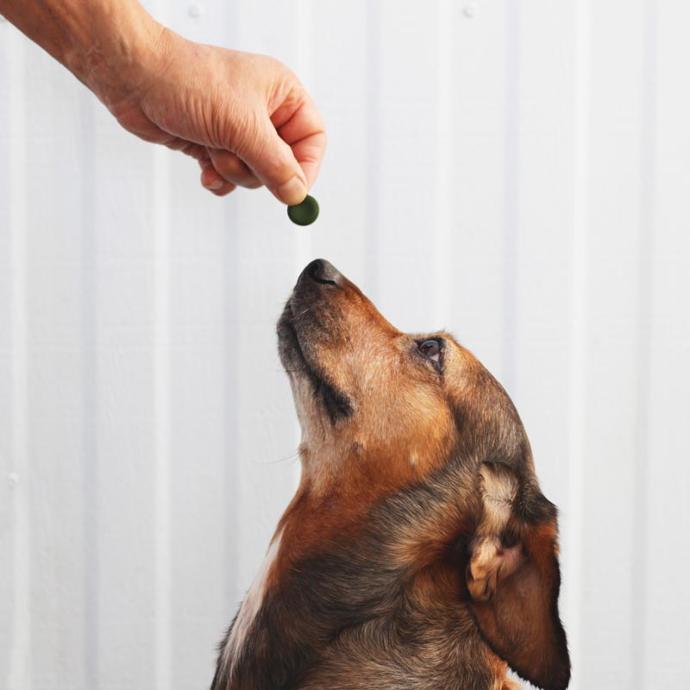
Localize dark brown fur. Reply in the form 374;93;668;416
211;260;570;690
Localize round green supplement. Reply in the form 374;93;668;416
287;195;319;226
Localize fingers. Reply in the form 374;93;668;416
232;112;311;205
163;137;256;197
199;160;236;196
199;103;326;200
161;136;237;196
156;79;326;203
164;137;208;161
207;149;262;189
219;79;325;204
275;97;326;190
218;96;326;204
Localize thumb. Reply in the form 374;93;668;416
235;115;308;205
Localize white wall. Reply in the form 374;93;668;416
1;1;689;689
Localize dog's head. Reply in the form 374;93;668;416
277;259;570;690
278;258;529;479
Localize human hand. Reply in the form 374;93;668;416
102;29;326;203
0;0;326;203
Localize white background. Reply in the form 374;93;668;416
1;1;689;689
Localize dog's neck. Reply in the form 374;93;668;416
282;438;443;563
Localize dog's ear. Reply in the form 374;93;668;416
466;463;570;690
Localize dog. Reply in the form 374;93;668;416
211;259;570;690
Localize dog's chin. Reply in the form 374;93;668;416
277;302;305;374
277;301;353;423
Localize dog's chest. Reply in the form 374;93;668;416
214;464;505;690
221;555;504;690
217;531;283;681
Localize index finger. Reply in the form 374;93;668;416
273;96;327;190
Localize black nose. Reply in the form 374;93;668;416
305;259;341;286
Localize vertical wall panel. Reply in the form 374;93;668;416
78;93;100;690
309;0;371;287
23;47;91;689
510;5;583;684
642;0;690;684
580;2;650;687
2;1;690;689
368;0;443;332
512;1;576;502
448;0;510;377
88;90;159;690
1;24;31;690
0;24;14;680
563;0;590;682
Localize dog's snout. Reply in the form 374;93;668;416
305;259;340;286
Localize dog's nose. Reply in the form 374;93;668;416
305;259;341;286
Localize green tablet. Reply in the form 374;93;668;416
287;195;319;226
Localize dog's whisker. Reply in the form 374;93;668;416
292;304;314;319
253;450;299;466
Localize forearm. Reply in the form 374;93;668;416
0;0;164;105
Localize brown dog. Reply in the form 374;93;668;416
211;259;570;690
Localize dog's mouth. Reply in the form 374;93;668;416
277;294;352;423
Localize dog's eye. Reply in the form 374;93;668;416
417;339;442;365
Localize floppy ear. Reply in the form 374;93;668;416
466;463;570;690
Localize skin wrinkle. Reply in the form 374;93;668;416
212;262;570;690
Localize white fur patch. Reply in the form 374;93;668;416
220;530;283;677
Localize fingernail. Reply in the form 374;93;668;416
204;178;223;191
277;177;306;205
